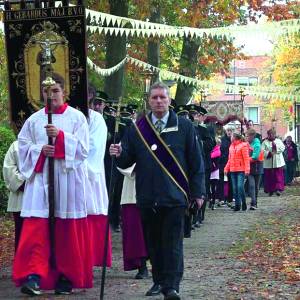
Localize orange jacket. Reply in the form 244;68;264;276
224;140;250;174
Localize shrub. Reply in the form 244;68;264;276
0;126;16;215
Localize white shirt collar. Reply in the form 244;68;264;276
151;111;169;126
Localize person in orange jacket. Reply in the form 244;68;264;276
224;132;250;211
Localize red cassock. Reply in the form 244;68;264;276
13;104;96;290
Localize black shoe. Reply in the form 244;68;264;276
242;202;247;211
268;192;274;196
135;266;149;279
276;191;281;196
55;276;72;295
21;274;42;296
145;283;162;296
164;289;181;300
249;206;256;210
233;206;241;211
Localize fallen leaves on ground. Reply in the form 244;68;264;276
236;221;300;283
0;216;14;270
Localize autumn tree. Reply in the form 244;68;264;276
273;34;300;88
0;33;9;125
104;0;129;100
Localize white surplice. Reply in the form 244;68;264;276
3;141;25;212
18;106;89;219
117;164;136;205
86;109;109;215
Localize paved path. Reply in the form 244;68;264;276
0;192;299;300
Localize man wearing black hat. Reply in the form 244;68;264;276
188;105;215;227
174;105;190;119
92;90;108;114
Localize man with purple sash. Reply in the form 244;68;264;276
110;82;205;300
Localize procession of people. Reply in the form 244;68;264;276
3;75;299;299
1;2;299;300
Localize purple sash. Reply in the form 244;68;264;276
134;115;189;201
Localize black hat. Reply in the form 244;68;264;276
120;106;131;117
199;106;208;115
95;91;109;102
104;101;117;115
169;99;177;110
174;105;189;116
187;104;200;114
127;104;138;113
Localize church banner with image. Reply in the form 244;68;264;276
3;2;88;131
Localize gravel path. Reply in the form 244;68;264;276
0;191;299;300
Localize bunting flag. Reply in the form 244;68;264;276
87;20;300;40
86;7;300;40
86;57;128;77
87;55;300;102
0;7;299;40
0;6;298;40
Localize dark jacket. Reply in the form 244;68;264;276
219;134;231;171
117;110;205;208
194;125;215;171
283;141;299;162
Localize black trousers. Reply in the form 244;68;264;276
109;171;124;227
195;170;210;223
140;206;185;292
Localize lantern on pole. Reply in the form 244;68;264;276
239;87;247;134
199;88;208;107
142;69;155;112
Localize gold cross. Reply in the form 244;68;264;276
18;110;26;119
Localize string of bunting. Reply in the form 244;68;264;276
87;55;300;102
86;7;300;40
87;20;300;40
87;57;127;77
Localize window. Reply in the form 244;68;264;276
236;77;249;86
249;77;258;86
225;77;235;94
225;77;259;94
246;107;259;124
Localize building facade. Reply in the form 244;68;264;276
205;56;290;140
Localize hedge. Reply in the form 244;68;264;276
0;126;16;215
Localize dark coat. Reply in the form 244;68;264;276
283;141;299;162
219;134;231;171
194;125;215;170
117;110;205;208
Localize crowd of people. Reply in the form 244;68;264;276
3;80;299;300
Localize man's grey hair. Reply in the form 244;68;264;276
149;82;170;97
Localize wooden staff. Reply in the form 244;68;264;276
100;99;122;300
37;35;63;269
43;76;56;269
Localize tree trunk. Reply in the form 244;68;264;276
104;0;128;100
175;37;200;105
147;2;160;83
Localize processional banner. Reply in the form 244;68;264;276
3;1;88;130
